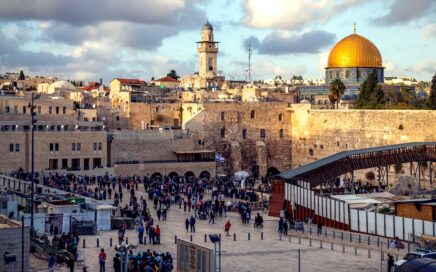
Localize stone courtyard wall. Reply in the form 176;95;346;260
290;104;436;187
185;102;292;176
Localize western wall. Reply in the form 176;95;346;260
185;102;293;176
290;104;436;187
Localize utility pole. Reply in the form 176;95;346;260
247;43;252;82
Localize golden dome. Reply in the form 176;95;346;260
327;33;382;68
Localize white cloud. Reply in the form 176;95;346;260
423;23;436;39
243;0;359;29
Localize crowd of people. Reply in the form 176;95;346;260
9;169;274;272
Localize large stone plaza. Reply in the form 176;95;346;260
29;185;391;272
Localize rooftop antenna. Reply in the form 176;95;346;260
248;43;252;82
353;22;356;34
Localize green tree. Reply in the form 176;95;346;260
429;73;436;110
328;79;345;109
166;70;179;80
357;71;385;109
18;70;25;80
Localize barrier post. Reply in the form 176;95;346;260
368;249;371;258
110;238;112;247
331;242;333;251
342;244;345;253
298;237;301;244
234;233;236;241
354;247;357;255
309;239;312;247
204;234;207;243
96;238;99;248
320;240;323;248
190;235;193;242
261;232;263;240
175;235;177;244
248;232;250;241
126;237;129;245
83;239;86;248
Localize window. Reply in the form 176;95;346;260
14;144;19;152
279;129;284;138
84;118;88;122
93;158;102;169
93;143;97;151
5;106;10;113
14;105;18;113
220;127;225;138
37;106;41;114
345;70;350;78
220;112;225;121
242;128;247;139
279;113;283;121
77;143;81;151
250;110;255;119
61;159;68;169
49;106;52;114
55;143;59;151
260;129;266;138
9;144;14;152
72;143;76;151
22;106;26;114
71;158;80;170
50;143;54;151
49;159;59;170
62;107;66;114
116;116;120;121
55;107;59;114
84;158;90;170
98;143;102;151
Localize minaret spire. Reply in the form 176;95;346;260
353;22;356;34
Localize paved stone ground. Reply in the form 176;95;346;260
30;187;384;272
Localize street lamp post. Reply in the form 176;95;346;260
28;93;39;238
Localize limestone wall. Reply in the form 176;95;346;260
290;104;436;186
0;216;30;272
185;102;293;176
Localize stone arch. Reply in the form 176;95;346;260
168;172;179;178
151;172;163;180
266;167;280;177
184;171;195;177
199;171;211;181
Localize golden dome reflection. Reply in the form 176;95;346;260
327;34;382;68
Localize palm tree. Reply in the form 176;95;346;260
328;79;346;109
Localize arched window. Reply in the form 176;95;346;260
250;110;255;119
220;111;225;121
278;113;283;121
345;70;350;78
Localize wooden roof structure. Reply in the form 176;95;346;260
279;142;436;186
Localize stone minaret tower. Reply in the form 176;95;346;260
197;21;219;78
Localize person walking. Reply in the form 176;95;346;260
225;220;231;236
317;221;323;235
387;254;394;272
190;216;196;232
138;224;145;244
118;229;124;245
155;225;161;244
157;208;162;221
185;217;189;232
67;254;75;272
98;248;107;272
283;220;289;236
113;253;121;272
209;210;215;224
48;253;56;272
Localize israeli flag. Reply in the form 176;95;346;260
215;153;225;163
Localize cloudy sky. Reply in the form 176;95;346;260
0;0;435;83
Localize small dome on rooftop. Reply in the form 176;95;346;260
202;21;213;31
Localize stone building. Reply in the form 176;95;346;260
0;93;107;173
